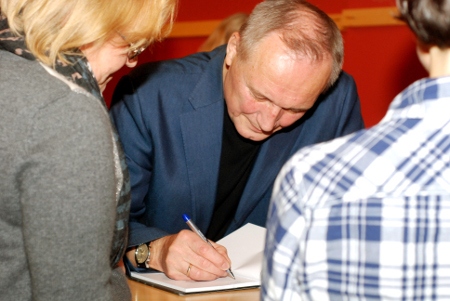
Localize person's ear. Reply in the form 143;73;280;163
225;32;240;67
416;41;431;73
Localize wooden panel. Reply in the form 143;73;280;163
341;7;403;28
167;6;404;38
170;20;222;38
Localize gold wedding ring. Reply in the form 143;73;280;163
186;264;192;277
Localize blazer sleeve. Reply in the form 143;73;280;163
110;75;169;249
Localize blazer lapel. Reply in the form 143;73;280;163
234;126;302;225
179;48;226;231
180;104;223;231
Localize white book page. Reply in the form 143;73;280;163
217;223;266;280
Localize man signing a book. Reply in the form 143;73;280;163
110;0;364;281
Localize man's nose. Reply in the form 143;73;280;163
259;105;282;132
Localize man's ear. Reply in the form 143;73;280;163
225;32;240;67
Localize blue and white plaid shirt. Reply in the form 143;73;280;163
261;76;450;301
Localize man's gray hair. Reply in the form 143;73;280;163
238;0;343;88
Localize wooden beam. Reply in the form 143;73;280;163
170;20;221;38
341;7;403;28
167;6;404;38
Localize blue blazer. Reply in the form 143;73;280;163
110;46;364;248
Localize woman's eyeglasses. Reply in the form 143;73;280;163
127;43;148;60
117;32;149;61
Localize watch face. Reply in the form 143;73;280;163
136;244;149;264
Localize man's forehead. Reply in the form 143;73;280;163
246;76;317;112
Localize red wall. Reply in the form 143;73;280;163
103;0;428;128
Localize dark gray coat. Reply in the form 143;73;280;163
0;50;130;301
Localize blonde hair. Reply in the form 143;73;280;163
238;0;343;88
198;13;248;52
0;0;177;66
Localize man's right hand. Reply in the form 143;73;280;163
127;230;232;281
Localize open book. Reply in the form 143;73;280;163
128;223;266;294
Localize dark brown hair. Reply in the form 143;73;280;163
396;0;450;48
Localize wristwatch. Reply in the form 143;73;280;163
135;242;151;269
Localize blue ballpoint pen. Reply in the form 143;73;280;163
182;214;235;279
